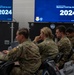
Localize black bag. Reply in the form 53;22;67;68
0;61;14;75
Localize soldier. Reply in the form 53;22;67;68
66;27;74;60
66;27;74;49
33;27;59;62
55;25;72;69
0;28;41;75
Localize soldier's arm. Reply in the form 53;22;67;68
37;42;46;54
8;45;23;61
70;37;74;48
57;40;65;52
0;44;23;62
0;52;8;61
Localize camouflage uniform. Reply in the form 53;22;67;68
57;36;72;68
69;37;74;60
0;40;41;75
69;37;74;49
37;38;59;62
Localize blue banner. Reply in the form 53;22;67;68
0;0;12;21
35;0;74;22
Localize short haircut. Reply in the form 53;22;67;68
56;25;66;34
66;27;74;33
18;28;29;38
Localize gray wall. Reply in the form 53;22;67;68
13;0;34;28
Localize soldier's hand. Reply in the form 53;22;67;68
2;50;9;54
34;36;42;42
56;63;60;68
0;52;2;54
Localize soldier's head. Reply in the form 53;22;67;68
56;25;66;39
40;27;53;40
66;27;74;38
16;28;29;43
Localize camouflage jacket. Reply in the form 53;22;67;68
0;40;41;73
37;38;59;62
69;37;74;49
57;36;72;61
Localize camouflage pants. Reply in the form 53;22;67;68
10;67;34;75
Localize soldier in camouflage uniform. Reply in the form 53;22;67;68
56;25;72;69
0;28;41;75
33;27;59;62
66;27;74;49
66;27;74;60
